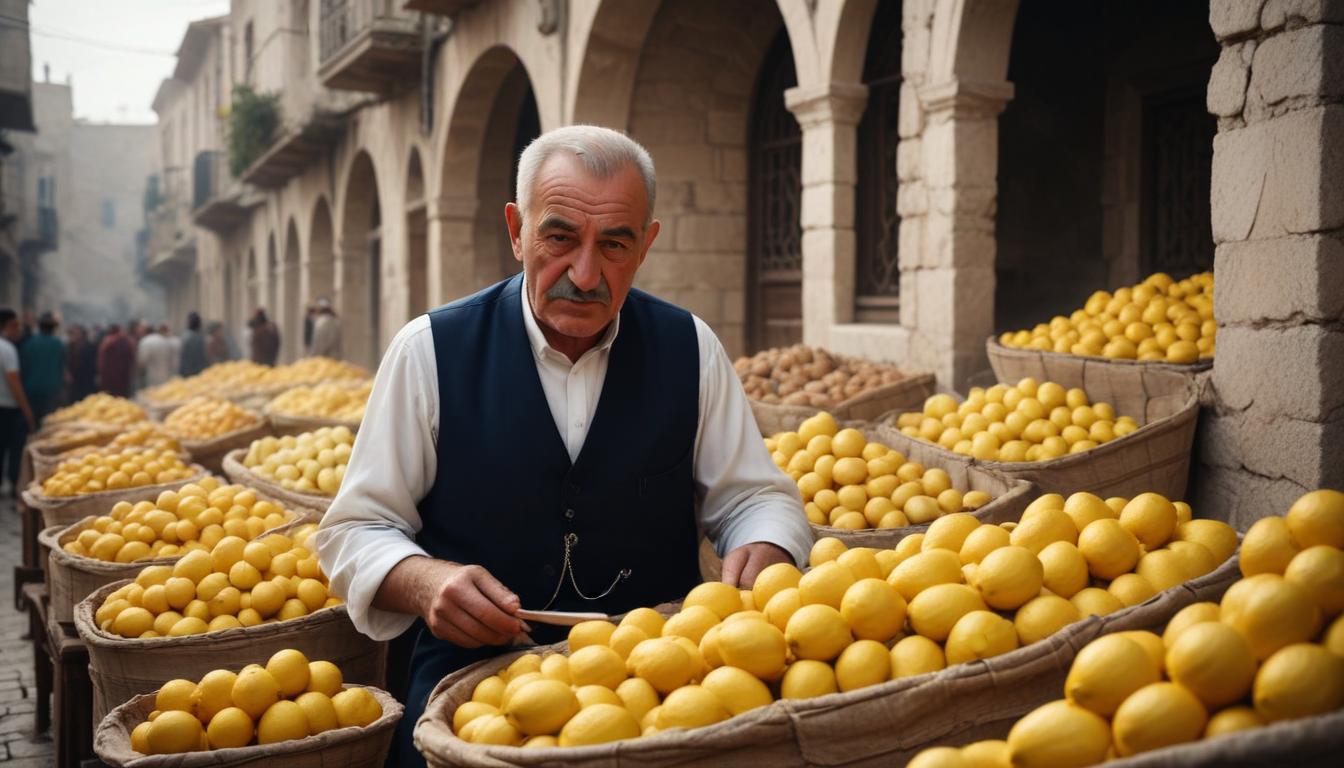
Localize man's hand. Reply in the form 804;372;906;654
720;541;792;589
376;557;527;648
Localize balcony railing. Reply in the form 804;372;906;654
403;0;483;15
36;205;57;248
318;0;422;92
192;149;249;233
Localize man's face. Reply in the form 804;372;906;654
1;320;18;341
506;153;660;342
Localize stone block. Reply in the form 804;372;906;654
1207;44;1249;117
800;182;855;231
1260;0;1344;32
897;137;922;182
722;289;745;325
1214;235;1344;324
690;181;747;213
1210;0;1267;41
649;144;717;182
706;110;747;146
629;111;705;146
673;287;723;324
1247;24;1344;109
898;82;925;138
1191;461;1318;529
716;148;748;182
896;181;929;218
655;181;696;215
1213;324;1344;421
827;323;913;366
674;214;745;252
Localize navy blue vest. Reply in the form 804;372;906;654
417;274;703;641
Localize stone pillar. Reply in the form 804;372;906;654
426;195;479;307
1196;0;1344;526
785;82;869;346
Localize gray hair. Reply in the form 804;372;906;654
515;125;657;226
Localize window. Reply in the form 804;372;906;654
37;176;54;206
243;21;254;83
854;0;903;323
101;199;116;229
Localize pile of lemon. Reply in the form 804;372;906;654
242;427;353;497
45;393;148;427
895;379;1139;462
94;522;341;638
998;271;1215;363
62;479;295;563
911;489;1344;768
255;357;367;391
142;362;273;405
129;649;382;754
163;397;261;441
449;491;1234;748
105;422;182;452
766;411;993;530
266;381;372;423
41;446;196;497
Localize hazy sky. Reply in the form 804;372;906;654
28;0;230;124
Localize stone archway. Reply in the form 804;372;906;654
405;148;429;316
305;198;335;357
337;151;382;367
266;233;278;324
283;218;301;361
244;247;258;335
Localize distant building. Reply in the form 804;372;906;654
0;0;36;308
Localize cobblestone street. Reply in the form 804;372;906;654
0;497;54;766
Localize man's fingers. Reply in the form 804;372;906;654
719;548;746;588
738;554;768;589
472;567;522;613
442;603;512;646
429;619;481;648
457;582;525;638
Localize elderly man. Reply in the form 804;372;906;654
317;126;810;764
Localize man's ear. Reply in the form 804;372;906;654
638;219;661;267
505;203;525;263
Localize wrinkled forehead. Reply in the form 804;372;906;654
528;153;649;229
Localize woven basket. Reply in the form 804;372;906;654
21;466;213;529
264;413;362;438
24;423;123;483
94;685;402;768
413;551;1241;767
751;373;936;438
222;449;334;513
1102;709;1344;767
76;580;386;722
176;419;272;475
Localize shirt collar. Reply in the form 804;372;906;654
520;273;620;364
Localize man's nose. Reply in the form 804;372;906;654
567;241;604;292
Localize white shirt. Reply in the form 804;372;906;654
136;333;177;387
316;284;812;641
0;337;18;408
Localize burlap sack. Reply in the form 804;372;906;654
21;465;212;529
751;373;936;438
176;419;272;475
94;685;403;768
24;423;123;483
1102;709;1344;767
985;336;1211;422
222;449;334;513
265;413;362;438
76;580;387;722
414;554;1241;767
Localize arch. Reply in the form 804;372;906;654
283;218;301;361
306;197;335;356
337;151;382;367
405;148;429;317
567;0;661;127
244;247;259;330
821;0;879;85
853;0;903;323
266;232;278;321
929;0;1019;86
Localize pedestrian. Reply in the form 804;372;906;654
180;312;208;377
66;324;97;402
96;323;135;397
162;324;181;376
136;323;177;388
0;308;36;496
205;322;231;365
303;302;316;355
19;311;66;426
249;308;281;365
309;298;342;359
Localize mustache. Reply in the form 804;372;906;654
545;273;611;305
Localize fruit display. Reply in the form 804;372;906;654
447;491;1236;748
126;649;382;754
734;344;911;409
105;422;182;452
61;478;297;563
93;522;341;638
255;357;367;391
40;446;197;497
45;393;148;427
909;489;1343;767
266;381;372;424
997;270;1215;362
764;411;994;530
241;427;353;497
163;396;263;441
893;378;1139;461
141;361;272;405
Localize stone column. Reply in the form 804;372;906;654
1196;0;1344;526
426;195;479;307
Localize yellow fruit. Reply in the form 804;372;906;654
305;662;345;700
112;606;155;638
1252;642;1344;721
889;549;963;602
1013;595;1081;645
1136;549;1190;592
923;514;983;553
1286;489;1344;549
504;654;542;682
155;679;197;714
1010;507;1078;554
471;676;505;708
1070;587;1123;618
1166;621;1256;709
619;607;666;640
557;703;639;746
615;677;659;722
257;699;308;744
661;605;719;644
752;562;803;608
1203;706;1265;738
1284;545;1344;618
798;411;838;442
266;649;311;698
785;604;853;661
568;620;618;651
1162;602;1220;649
718;619;788;680
625;637;695;693
1118;493;1178;549
1326;613;1344;656
1112;682;1208;757
295;691;339;735
701;665;773;715
1065;634;1161;716
909;583;987;642
608;625;648;661
780;659;838;699
1115;631;1166;675
231;667;281;720
945;610;1018;665
839;578;906;642
831;428;866;459
959;525;1011;565
834;639;891;691
1240;517;1301;577
763;586;803;633
837;547;883;581
1109;573;1157;607
331;687;382;728
470;713;522;745
656;685;729;730
974;546;1044;610
1220;574;1321;659
568;645;628;690
147;709;202;754
798;561;857;609
504;678;580;736
1166;540;1218;579
684;581;742;620
960;739;1010;768
1006;699;1111;768
907;746;968;768
192;669;238;723
1062;492;1116;533
1077;518;1141;579
809;538;848;568
891;635;946;678
1037;541;1088;598
574;685;621;709
1174;519;1238;565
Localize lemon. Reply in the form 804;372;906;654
1108;573;1157;607
908;746;970;768
1065;633;1160;716
798;411;838;442
619;607;666;639
1112;681;1207;756
833;639;891;691
522;735;557;748
831;428;866;459
191;669;237;723
453;701;497;733
656;685;729;729
837;547;883;581
504;678;580;736
155;679;197;714
960;739;1010;768
607;626;648;661
974;546;1043;610
130;720;152;753
661;605;719;644
1165;621;1256;709
959;525;1010;565
1062;492;1116;533
716;619;786;680
909;583;988;642
1070;587;1123;617
255;699;307;744
1077;518;1141;579
1136;549;1189;592
1165;540;1219;579
231;666;280;719
612;677;658;723
1115;631;1166;675
945;610;1018;665
923;514;983;553
574;685;622;709
1286;489;1344;549
331;686;382;728
891;635;946;678
1327;613;1344;656
568;620;618;650
113;607;155;638
558;702;638;746
559;644;624;691
1161;602;1220;649
172;549;212;582
1175;519;1238;564
266;649;311;698
798;561;857;609
1220;573;1321;659
752;562;803;609
762;586;803;633
1118;493;1178;549
778;659;837;699
889;549;963;602
1284;545;1344;618
625;638;694;693
684;582;743;620
470;713;522;745
1240;517;1301;577
839;578;906;642
785;604;853;661
1011;506;1078;554
701;665;773;714
1204;706;1264;738
1253;642;1344;721
147;710;202;754
1006;699;1111;768
504;654;543;682
470;675;505;707
1037;541;1088;598
808;538;849;568
1013;595;1080;645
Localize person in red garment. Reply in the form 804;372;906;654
95;323;135;397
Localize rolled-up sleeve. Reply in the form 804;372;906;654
316;316;438;640
690;318;812;567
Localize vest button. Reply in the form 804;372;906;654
564;508;576;519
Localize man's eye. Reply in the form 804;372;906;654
602;241;625;250
548;234;570;244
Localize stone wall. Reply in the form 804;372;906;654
1195;0;1344;526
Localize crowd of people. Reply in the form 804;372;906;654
0;299;344;497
